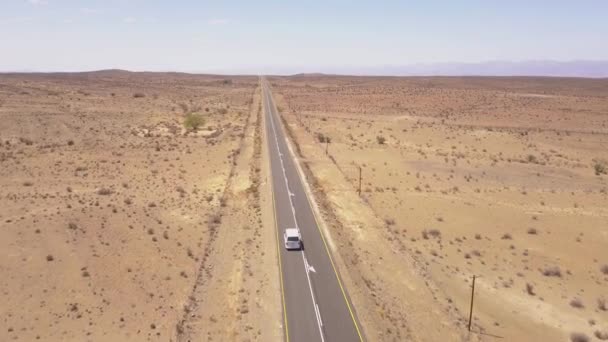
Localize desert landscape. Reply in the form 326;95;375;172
0;71;281;341
2;72;607;342
270;75;608;341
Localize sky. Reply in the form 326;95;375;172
1;0;607;73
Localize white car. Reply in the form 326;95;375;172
284;228;302;250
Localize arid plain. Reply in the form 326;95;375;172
2;72;607;342
0;72;281;341
271;75;608;342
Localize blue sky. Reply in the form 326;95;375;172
1;0;607;72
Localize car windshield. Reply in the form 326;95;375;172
287;236;299;242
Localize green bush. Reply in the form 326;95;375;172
184;113;205;131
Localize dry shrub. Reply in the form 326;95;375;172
598;298;607;311
525;283;535;296
570;332;589;342
427;229;441;238
316;132;330;143
541;266;562;277
595;330;608;340
569;298;584;309
97;188;113;195
594;160;607;175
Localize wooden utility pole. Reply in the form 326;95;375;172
468;275;476;331
358;166;362;196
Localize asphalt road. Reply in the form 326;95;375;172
261;78;364;342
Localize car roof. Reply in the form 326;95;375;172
285;228;299;237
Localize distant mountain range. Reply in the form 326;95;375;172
330;60;608;78
255;60;608;78
3;61;608;78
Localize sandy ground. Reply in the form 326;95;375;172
271;76;608;341
0;72;280;341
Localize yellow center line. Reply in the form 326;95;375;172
263;80;290;342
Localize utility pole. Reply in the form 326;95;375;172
468;275;476;331
358;165;362;196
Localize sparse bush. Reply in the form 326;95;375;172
19;137;33;145
527;228;538;235
184;113;205;131
23;181;33;186
601;264;608;275
316;133;329;143
570;332;589;342
525;283;535;296
542;266;562;277
376;135;386;144
97;188;113;195
212;214;221;224
46;254;54;261
501;233;512;240
133;93;145;98
427;229;441;239
68;222;78;230
569;298;584;309
594;161;607;175
176;322;185;335
218;108;228;115
595;330;608;340
67;140;74;146
598;298;607;311
384;218;395;226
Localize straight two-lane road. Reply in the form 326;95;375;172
262;78;364;342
